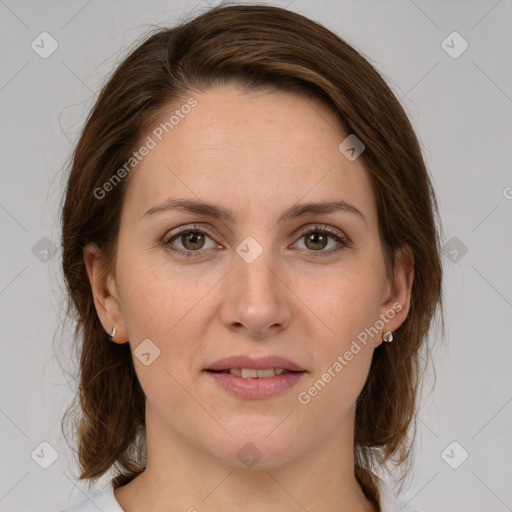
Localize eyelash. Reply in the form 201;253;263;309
162;224;350;259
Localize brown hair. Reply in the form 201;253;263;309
59;2;445;503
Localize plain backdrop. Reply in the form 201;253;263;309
0;1;511;511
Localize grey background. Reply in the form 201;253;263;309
1;0;511;511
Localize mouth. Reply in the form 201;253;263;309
203;368;307;399
205;354;306;373
203;355;307;398
205;368;304;378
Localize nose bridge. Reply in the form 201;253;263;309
220;233;291;333
235;234;281;301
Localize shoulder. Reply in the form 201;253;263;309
375;476;418;512
59;482;124;512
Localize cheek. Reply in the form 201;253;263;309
117;263;201;400
301;302;375;416
116;251;194;334
309;270;382;342
295;337;373;435
116;254;213;378
301;271;381;403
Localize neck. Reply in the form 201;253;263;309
114;404;377;512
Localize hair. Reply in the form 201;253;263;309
59;2;445;505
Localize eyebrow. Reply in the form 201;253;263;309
141;197;367;226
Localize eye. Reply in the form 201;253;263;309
292;224;349;258
162;225;219;258
162;224;350;259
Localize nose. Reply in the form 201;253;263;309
219;240;293;337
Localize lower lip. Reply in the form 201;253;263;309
204;370;306;399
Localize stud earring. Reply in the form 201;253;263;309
107;326;117;340
382;330;394;343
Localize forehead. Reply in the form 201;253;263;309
123;85;376;225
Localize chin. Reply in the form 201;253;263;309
207;429;302;470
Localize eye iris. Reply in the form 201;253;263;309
305;232;327;251
182;232;205;250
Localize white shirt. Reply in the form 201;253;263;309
60;476;418;512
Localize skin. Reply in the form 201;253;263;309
84;84;414;512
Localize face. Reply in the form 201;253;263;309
86;84;412;469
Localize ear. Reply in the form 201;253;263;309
83;242;129;344
375;244;414;348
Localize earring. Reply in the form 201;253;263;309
108;326;117;340
382;330;394;343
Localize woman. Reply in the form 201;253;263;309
59;3;444;511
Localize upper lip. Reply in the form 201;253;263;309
205;355;306;372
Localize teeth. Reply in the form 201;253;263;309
228;368;287;378
256;368;275;378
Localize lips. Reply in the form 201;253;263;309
205;355;306;373
205;364;307;399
